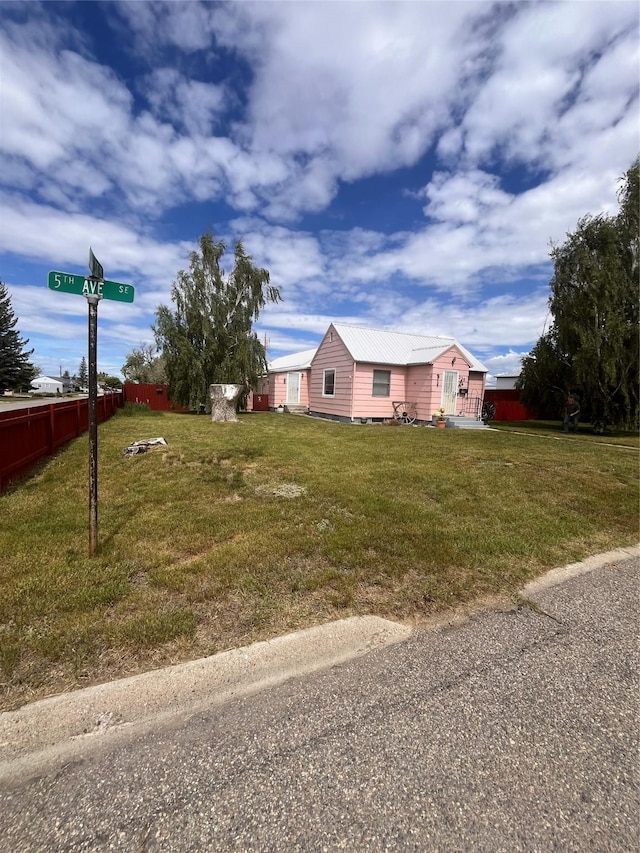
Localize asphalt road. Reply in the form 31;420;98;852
0;395;91;412
1;556;638;852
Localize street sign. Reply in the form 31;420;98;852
48;271;94;296
102;279;135;303
48;271;135;302
47;250;134;558
89;247;103;280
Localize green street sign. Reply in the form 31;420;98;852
48;271;90;296
102;279;135;303
48;271;135;303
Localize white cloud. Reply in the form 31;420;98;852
144;68;227;137
0;194;193;287
1;0;637;378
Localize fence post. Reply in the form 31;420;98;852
48;404;56;453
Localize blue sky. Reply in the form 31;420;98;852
1;1;638;383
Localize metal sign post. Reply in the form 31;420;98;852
47;249;135;557
87;289;100;557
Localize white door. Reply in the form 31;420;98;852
441;370;459;414
287;372;300;405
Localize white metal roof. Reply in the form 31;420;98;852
267;347;317;372
331;323;487;372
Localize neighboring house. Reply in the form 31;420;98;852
31;375;71;394
261;348;317;411
263;323;487;423
495;374;520;390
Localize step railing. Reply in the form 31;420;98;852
455;395;483;419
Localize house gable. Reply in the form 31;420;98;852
308;324;355;418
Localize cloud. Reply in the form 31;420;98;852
111;0;215;54
450;1;639;169
0;193;193;287
144;68;227;137
1;0;637;379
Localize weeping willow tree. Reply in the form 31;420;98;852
519;158;639;429
154;233;280;413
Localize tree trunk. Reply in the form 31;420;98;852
210;384;242;422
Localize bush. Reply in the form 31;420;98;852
118;402;159;417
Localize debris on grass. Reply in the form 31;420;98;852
123;437;168;456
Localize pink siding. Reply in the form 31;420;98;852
351;363;407;419
427;347;486;416
265;370;310;409
406;364;434;420
468;372;485;401
309;327;354;418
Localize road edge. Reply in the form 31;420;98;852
1;544;638;777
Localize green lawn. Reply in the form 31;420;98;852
1;408;638;709
492;419;639;447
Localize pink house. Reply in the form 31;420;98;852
262;347;317;412
271;323;487;424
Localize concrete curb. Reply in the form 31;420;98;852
0;615;411;769
521;544;640;598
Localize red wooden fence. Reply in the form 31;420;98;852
0;393;123;494
123;383;188;412
484;389;535;421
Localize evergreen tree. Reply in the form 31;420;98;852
519;158;639;430
154;233;280;412
78;356;88;388
0;281;37;393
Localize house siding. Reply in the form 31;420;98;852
264;370;310;410
406;364;434;420
309;328;354;419
351;363;407;419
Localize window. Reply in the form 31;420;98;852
323;368;336;396
372;369;391;397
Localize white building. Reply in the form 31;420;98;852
495;374;520;390
31;375;71;394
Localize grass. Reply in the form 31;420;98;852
1;410;638;709
492;419;639;448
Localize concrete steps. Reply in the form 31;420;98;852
444;415;490;430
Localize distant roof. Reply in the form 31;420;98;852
267;347;317;372
330;323;487;372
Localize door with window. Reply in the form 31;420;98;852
287;372;300;405
441;370;459;414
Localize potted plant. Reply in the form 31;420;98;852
433;408;446;428
276;402;285;413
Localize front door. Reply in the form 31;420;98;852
287;372;300;405
441;370;459;414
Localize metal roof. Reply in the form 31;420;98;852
267;347;317;372
331;324;487;372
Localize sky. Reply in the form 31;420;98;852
1;1;638;384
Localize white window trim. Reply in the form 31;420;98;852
322;368;336;397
